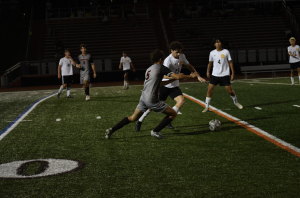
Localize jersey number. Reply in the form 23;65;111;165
146;70;151;80
218;60;221;64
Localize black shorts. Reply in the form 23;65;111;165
62;75;73;85
209;75;231;86
159;86;183;101
124;70;130;74
290;62;300;70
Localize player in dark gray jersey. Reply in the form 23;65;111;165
105;49;197;139
76;44;97;101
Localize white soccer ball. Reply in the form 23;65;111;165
209;119;221;131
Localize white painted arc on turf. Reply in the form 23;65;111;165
255;107;262;110
183;93;300;155
293;105;300;108
0;93;56;141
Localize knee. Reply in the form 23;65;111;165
177;98;185;107
128;115;138;122
84;81;89;87
169;112;177;120
63;84;67;89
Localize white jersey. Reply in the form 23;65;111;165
209;49;232;77
162;54;189;88
288;45;300;63
59;57;73;76
120;56;132;70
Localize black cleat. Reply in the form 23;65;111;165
57;92;61;98
67;95;74;98
135;121;142;132
167;122;175;129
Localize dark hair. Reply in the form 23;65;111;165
150;49;165;64
169;41;184;51
80;44;87;49
64;49;70;53
211;37;223;47
122;52;127;54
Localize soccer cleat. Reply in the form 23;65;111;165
167;122;175;129
67;95;74;98
202;107;210;113
122;86;126;90
235;102;243;109
135;121;142;132
86;95;90;101
57;92;61;98
105;128;113;139
151;130;166;139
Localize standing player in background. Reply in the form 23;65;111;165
57;49;79;98
287;37;300;85
105;49;197;139
202;38;243;113
119;52;136;89
135;41;206;131
77;44;97;101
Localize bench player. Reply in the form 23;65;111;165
105;49;197;139
119;52;136;89
76;44;96;101
202;38;243;112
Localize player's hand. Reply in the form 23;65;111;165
58;74;61;79
76;64;80;68
207;72;210;79
231;74;234;81
198;76;206;83
119;66;122;70
93;73;97;78
133;68;136;72
190;72;197;78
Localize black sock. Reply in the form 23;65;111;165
112;117;130;132
85;86;90;95
153;116;173;132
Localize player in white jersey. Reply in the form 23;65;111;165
119;52;136;89
202;38;243;112
76;44;97;101
57;49;79;98
287;37;300;85
135;41;206;131
105;49;197;139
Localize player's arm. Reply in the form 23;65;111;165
206;61;213;79
119;62;122;69
58;65;62;79
229;60;234;81
69;57;76;66
185;63;206;83
76;57;81;69
130;62;136;72
288;51;296;56
91;63;97;78
161;73;197;86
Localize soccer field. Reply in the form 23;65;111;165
0;77;300;197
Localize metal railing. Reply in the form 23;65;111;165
159;9;169;51
282;0;300;34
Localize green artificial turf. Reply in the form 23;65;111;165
0;78;300;197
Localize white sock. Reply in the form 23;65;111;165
230;95;238;104
205;97;211;108
126;81;129;86
124;81;126;86
58;85;64;94
291;77;294;84
139;109;151;122
173;106;179;113
67;88;70;96
298;76;300;83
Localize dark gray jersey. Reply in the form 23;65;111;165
140;64;173;103
77;54;94;76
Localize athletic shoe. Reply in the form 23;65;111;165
167;122;175;129
292;84;295;85
135;121;142;132
202;107;210;113
86;95;90;101
57;92;61;98
151;130;166;139
67;95;74;98
105;128;113;139
235;102;243;109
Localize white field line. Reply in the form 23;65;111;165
0;93;56;141
293;105;300;108
183;93;300;158
255;107;262;110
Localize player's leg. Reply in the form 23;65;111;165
167;88;185;129
57;76;67;98
297;65;300;84
123;72;129;89
135;108;152;132
105;102;146;139
203;83;215;112
291;69;295;85
151;105;177;139
224;85;243;109
66;76;73;98
84;80;90;100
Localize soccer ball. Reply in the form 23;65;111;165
209;119;221;131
